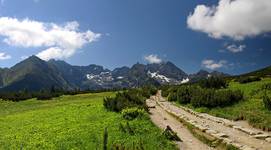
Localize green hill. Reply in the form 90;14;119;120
238;65;271;78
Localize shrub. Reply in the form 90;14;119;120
263;94;271;111
199;77;228;89
121;107;145;120
262;83;271;90
160;85;174;97
167;85;198;103
190;89;243;108
167;92;177;102
0;90;33;101
140;85;157;98
237;76;261;84
161;90;170;98
176;86;198;104
103;89;148;112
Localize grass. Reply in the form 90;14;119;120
182;78;271;131
0;92;177;150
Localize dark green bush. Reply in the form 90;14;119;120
262;83;271;90
103;89;148;112
199;77;228;89
160;85;174;97
166;84;244;108
167;86;195;103
263;94;271;111
167;92;177;102
121;107;145;120
166;86;179;101
176;86;198;104
140;85;157;98
237;76;261;84
0;91;33;101
191;89;243;108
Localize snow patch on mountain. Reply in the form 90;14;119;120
181;78;190;84
117;76;124;79
86;74;95;80
86;73;114;82
147;71;170;83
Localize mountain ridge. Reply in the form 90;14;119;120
0;55;230;91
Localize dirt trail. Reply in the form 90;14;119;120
146;99;212;150
149;91;271;150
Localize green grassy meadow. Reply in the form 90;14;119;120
189;78;271;130
0;92;176;150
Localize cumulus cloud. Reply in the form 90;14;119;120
226;44;246;53
144;54;162;64
0;17;101;60
202;59;227;70
187;0;271;40
0;52;11;60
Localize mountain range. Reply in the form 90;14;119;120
0;56;230;91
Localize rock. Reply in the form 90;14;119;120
223;120;234;127
241;145;255;150
231;142;243;149
215;133;229;138
265;137;271;143
223;138;233;144
233;125;242;130
206;129;218;134
195;124;208;132
188;120;197;124
253;134;271;140
178;114;184;118
147;103;156;108
239;127;257;135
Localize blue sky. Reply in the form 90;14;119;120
0;0;270;75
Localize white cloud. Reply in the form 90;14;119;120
0;17;101;60
0;52;11;60
187;0;271;40
144;54;163;64
202;59;227;70
226;44;246;53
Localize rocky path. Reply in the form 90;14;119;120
146;99;212;150
147;91;271;150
